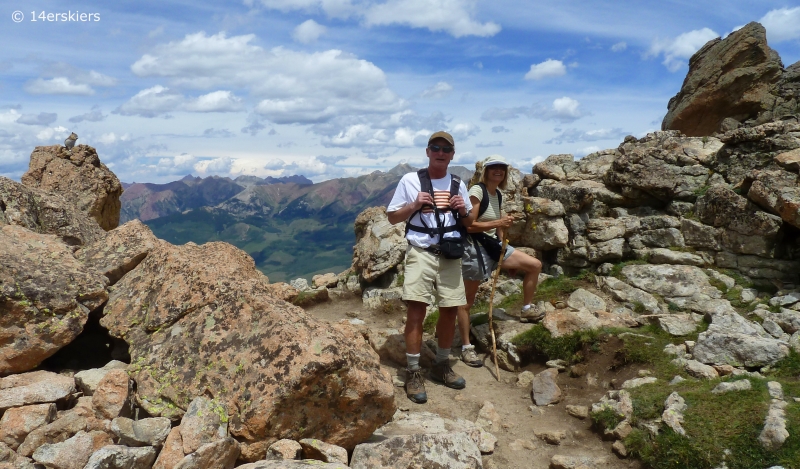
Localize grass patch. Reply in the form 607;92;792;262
423;309;439;334
510;324;600;363
609;259;650;279
533;277;581;304
720;269;754;289
625;378;800;469
768;348;800;379
591;406;625;431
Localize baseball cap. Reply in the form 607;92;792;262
428;131;454;146
483;154;509;167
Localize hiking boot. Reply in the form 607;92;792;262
519;304;545;323
430;361;466;389
405;368;427;404
461;346;483;368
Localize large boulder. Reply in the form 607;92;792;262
99;241;395;461
747;169;800;229
75;219;161;285
0;177;104;246
662;22;783;136
22;145;123;231
351;207;407;282
695;185;783;256
0;225;108;375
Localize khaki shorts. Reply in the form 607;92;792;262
402;245;466;307
461;238;514;282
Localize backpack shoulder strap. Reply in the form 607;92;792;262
478;182;490;218
449;174;461;198
417;168;433;196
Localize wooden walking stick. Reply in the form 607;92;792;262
487;238;509;381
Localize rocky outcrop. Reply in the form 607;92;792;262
22;145;123;231
662;22;784;136
0;226;108;375
99;241;395;460
74;220;161;285
351;207;407;282
0;177;104;247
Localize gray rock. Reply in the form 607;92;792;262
598;276;660;313
645;248;708;267
662;392;687;436
236;462;348;469
32;430;113;469
289;278;310;292
621;264;720;299
111;417;172;447
0;403;57;450
350;412;487;469
549;455;609;469
265;439;302;460
84;445;158;469
179;397;228;454
298;439;347;465
531;368;562;405
658;315;698;336
0;371;76;413
565;405;589;419
567;288;606;312
621;377;657;389
711;379;752;394
74;361;128;396
173;437;240;469
759;382;788;450
683;359;719;379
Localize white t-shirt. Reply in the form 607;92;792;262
388;171;473;249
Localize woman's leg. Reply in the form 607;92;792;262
457;280;481;346
502;250;542;306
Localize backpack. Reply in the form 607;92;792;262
404;168;466;258
477;182;502;218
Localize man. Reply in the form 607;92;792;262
387;131;475;404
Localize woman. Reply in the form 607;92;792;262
458;155;544;367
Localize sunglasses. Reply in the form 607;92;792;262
428;145;454;154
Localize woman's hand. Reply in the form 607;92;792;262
496;214;516;228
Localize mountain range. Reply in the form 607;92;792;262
122;164;474;282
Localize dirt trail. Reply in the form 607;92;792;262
305;297;643;469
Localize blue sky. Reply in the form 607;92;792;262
2;1;799;183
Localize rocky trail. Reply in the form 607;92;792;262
305;297;643;469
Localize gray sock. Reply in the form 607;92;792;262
435;346;450;364
406;353;421;370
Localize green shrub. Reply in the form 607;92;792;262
510;324;599;363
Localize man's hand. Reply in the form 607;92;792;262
449;194;468;216
415;191;434;211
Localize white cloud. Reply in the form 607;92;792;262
16;112;58;126
97;133;118;145
524;59;566;80
491;126;509;133
253;0;499;37
69;106;106;123
648;28;718;72
115;86;184;117
130;32;405;124
115;86;244;117
363;0;501;38
545;127;628;144
611;41;627;52
419;81;453;99
482;97;585;124
194;156;233;174
184;91;244;112
84;71;117;86
449;122;480;142
475;141;502;147
293;19;327;43
24;77;94;95
760;7;800;43
575;146;601;157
